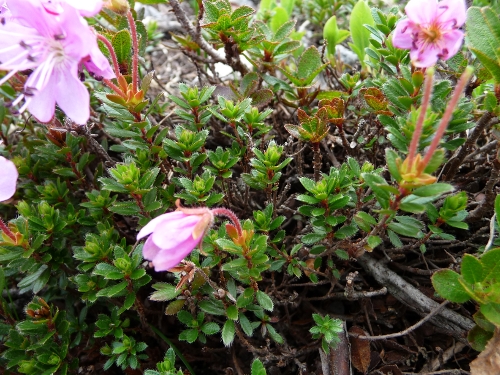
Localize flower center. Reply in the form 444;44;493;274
421;24;442;43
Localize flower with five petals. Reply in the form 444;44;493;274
392;0;466;67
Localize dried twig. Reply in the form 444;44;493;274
349;301;449;340
442;111;494;181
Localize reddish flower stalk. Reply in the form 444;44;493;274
211;207;243;237
0;218;16;242
96;34;127;98
418;66;473;174
126;11;139;94
407;68;434;167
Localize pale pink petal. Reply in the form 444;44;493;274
0;156;18;202
439;29;464;60
137;211;186;240
142;235;162;261
151;215;202;249
152;235;203;271
411;44;440;67
437;0;466;27
63;0;103;16
27;73;57;122
392;19;416;49
54;64;90;124
405;0;437;25
83;43;115;79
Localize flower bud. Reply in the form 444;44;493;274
103;0;129;15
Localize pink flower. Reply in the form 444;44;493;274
0;156;18;202
0;0;114;124
392;0;466;67
137;210;213;272
41;0;103;17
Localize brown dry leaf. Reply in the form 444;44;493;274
349;326;371;374
470;328;500;375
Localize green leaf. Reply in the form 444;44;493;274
251;359;267;375
432;270;471;303
201;322;220;335
466;7;500;82
149;283;181;301
96;281;128;297
387;222;420;238
366;235;382;250
222;320;235;347
385;149;402;182
480;303;500;326
324;16;350;56
348;0;374;65
256;290;274;311
297;46;323;80
270;6;289;33
112;30;132;66
412;183;454;197
108;201;141;215
199;299;226;316
468;325;494;351
302;233;326;245
461;254;484;284
226;305;239;320
334;224;358;239
481;248;500;283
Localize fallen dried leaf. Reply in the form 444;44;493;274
470;328;500;375
349;326;371;374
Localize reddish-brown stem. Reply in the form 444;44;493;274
408;68;434;167
211;208;243;236
0;218;16;242
97;34;121;80
418;67;473;174
312;142;322;182
103;78;127;99
126;11;139;93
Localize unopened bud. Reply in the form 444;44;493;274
103;0;129;15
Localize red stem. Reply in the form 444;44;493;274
408;69;434;167
103;78;127;99
0;218;16;242
211;208;243;236
126;11;139;93
418;67;473;174
97;34;122;81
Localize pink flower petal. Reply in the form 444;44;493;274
440;29;464;60
84;43;116;79
142;235;162;261
27;74;57;122
151;235;203;272
64;0;103;16
137;211;187;240
0;156;18;202
411;44;440;67
437;0;466;27
405;0;437;25
151;214;202;249
54;64;90;124
392;19;415;49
